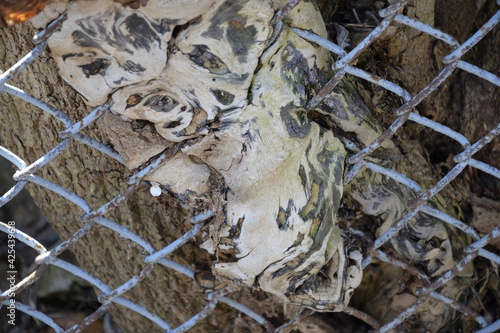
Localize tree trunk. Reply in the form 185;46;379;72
0;19;281;333
345;0;500;331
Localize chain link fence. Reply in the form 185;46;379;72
0;0;499;332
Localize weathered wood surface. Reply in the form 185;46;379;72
0;12;278;333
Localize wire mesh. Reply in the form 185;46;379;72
0;0;499;332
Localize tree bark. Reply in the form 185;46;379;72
0;20;283;333
345;0;500;331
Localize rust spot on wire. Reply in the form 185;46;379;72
66;303;110;333
32;11;68;44
81;184;140;223
0;264;48;302
344;306;381;330
271;0;301;25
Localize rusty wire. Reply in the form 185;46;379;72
0;1;500;332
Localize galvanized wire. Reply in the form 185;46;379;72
0;1;499;332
